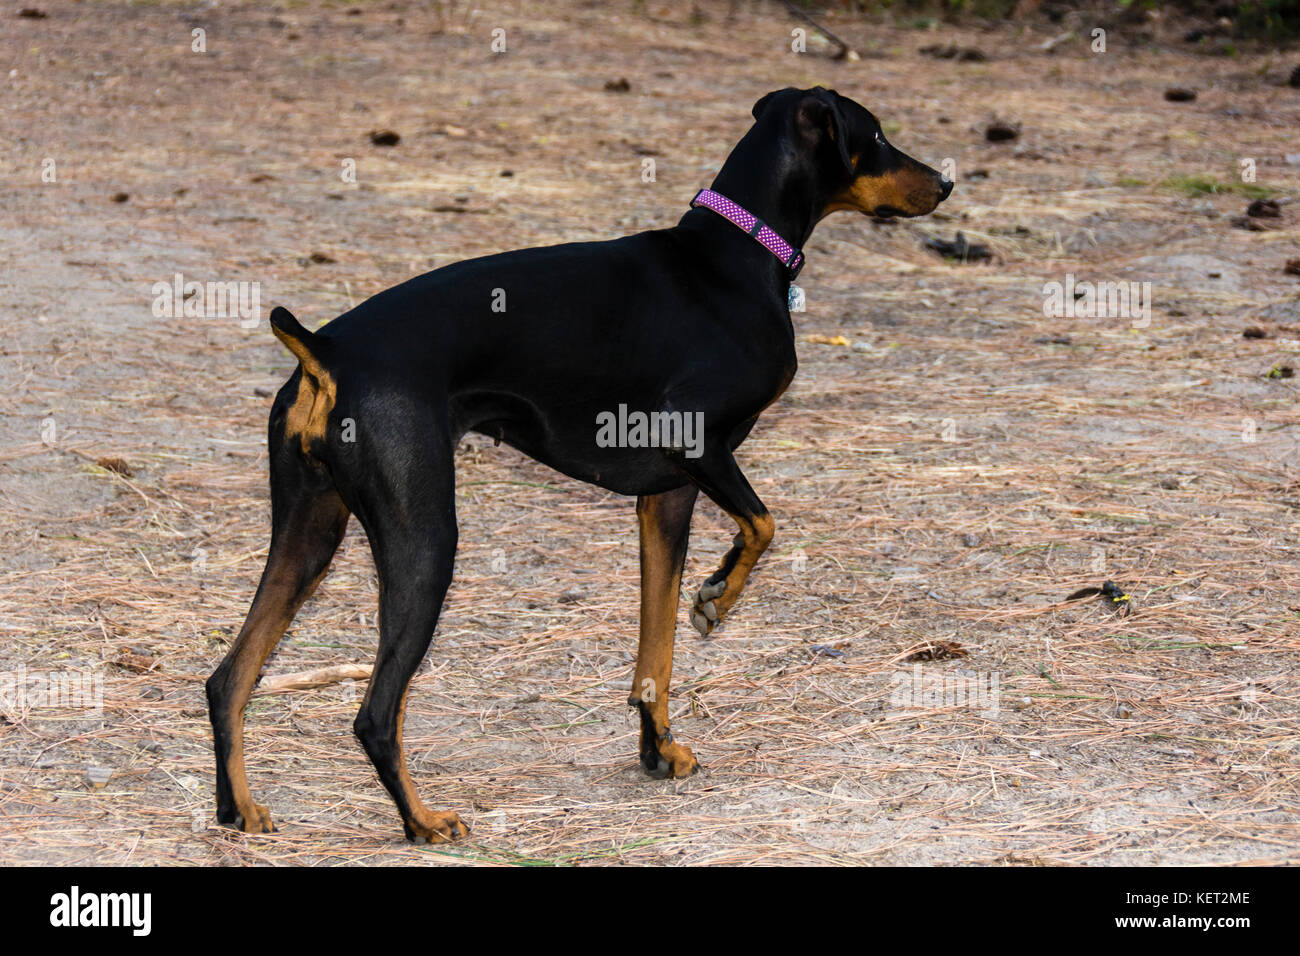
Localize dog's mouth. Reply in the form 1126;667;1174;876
870;205;906;219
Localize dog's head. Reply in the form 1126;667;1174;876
751;86;952;219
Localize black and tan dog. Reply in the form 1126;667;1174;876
206;86;951;841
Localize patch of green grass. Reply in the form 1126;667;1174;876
1236;0;1300;41
1006;542;1069;556
1080;511;1151;525
1115;176;1148;188
1115;635;1243;651
944;0;1021;16
871;0;1299;38
1161;174;1275;200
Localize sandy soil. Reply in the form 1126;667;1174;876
0;0;1297;865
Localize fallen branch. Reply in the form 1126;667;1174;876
1039;31;1075;54
782;0;859;61
257;664;372;694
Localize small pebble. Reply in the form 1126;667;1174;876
85;767;113;789
1247;199;1281;218
985;121;1019;142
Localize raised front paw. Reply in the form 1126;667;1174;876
690;578;726;636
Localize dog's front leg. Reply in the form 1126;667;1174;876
683;451;775;637
629;484;700;778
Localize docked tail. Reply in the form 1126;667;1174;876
269;306;337;455
269;306;330;384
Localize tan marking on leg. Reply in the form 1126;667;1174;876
388;684;468;842
219;559;333;833
215;483;350;834
709;511;774;622
630;494;697;777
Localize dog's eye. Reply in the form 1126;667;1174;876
874;132;885;146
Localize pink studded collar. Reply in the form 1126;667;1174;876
690;188;805;278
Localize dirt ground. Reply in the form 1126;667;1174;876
1;1;1298;866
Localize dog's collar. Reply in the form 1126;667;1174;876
690;188;805;279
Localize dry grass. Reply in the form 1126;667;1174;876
0;0;1297;865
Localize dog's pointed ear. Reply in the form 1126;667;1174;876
795;89;853;174
752;90;780;120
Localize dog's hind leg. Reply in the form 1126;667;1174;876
629;483;700;778
206;444;349;834
351;428;467;843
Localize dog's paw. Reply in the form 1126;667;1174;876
230;802;276;834
691;578;726;636
405;810;469;844
643;739;700;780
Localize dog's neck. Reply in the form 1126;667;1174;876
705;124;826;254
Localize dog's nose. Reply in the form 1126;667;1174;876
939;176;954;200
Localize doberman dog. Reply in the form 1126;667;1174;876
206;86;952;842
